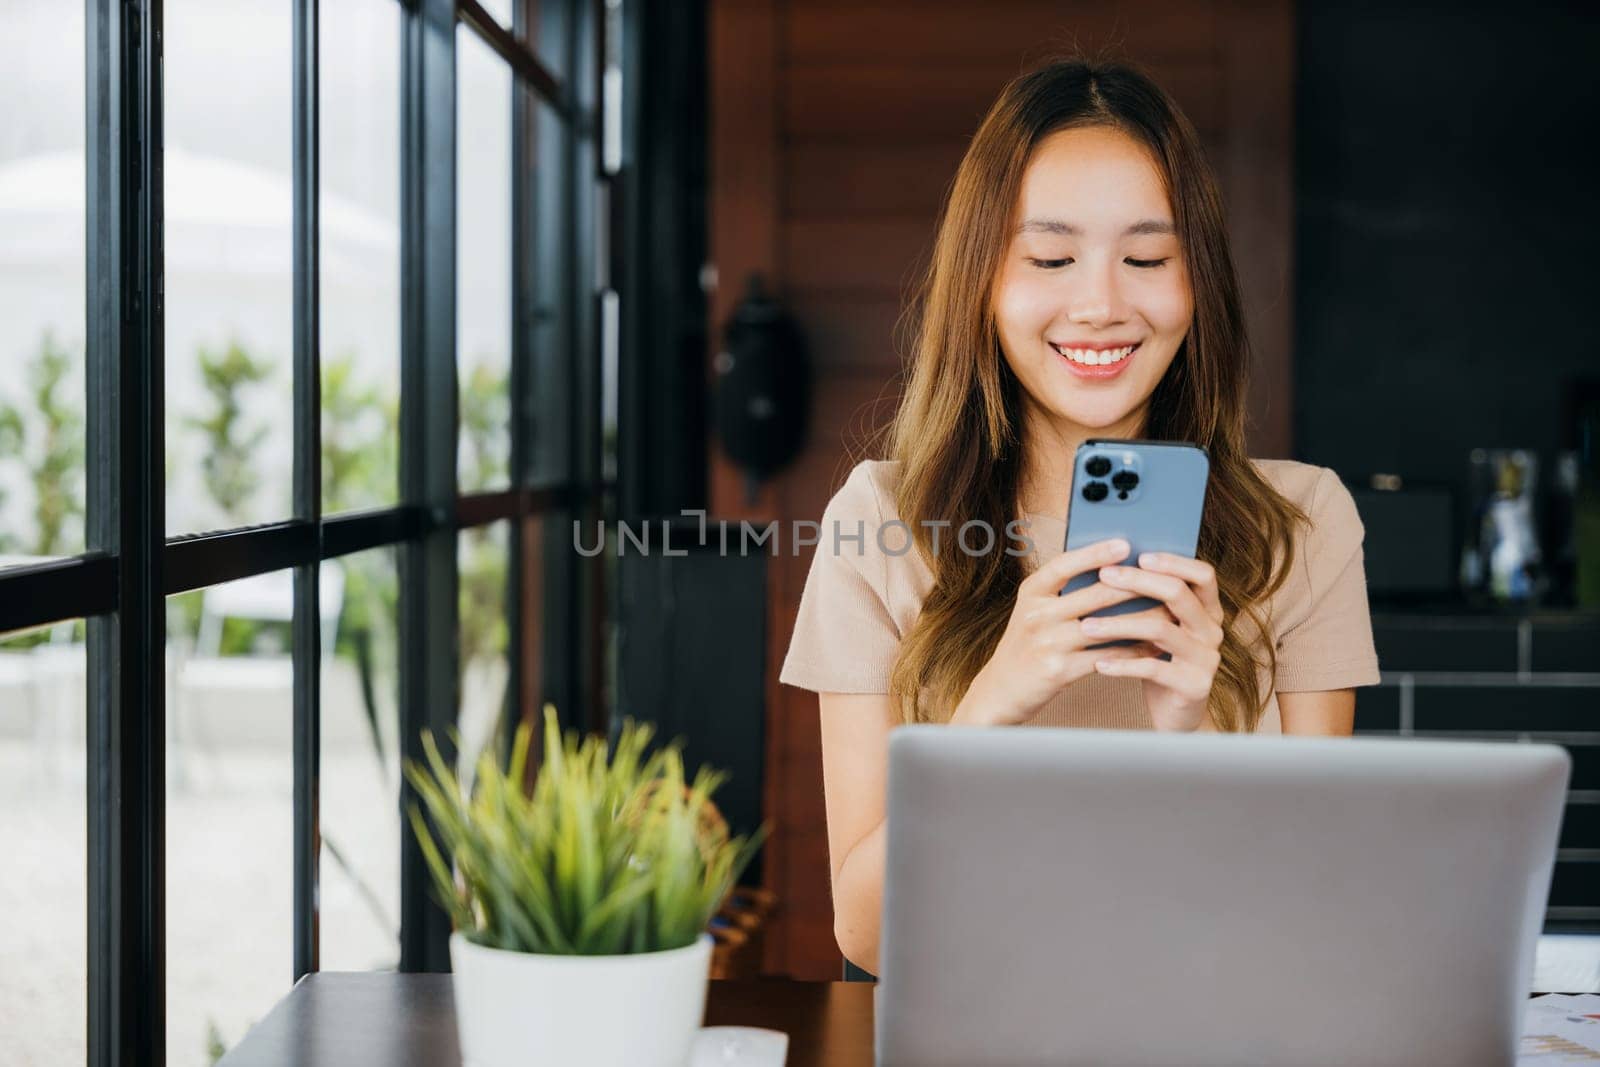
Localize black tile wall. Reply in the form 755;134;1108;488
1532;620;1600;673
1353;685;1400;733
1566;746;1600;791
1559;803;1600;851
1413;686;1600;733
1345;613;1600;923
1548;861;1600;908
1372;618;1519;673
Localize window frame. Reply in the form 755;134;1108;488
0;0;609;1061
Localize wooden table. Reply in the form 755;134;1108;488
217;973;874;1066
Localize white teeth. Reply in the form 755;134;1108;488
1055;344;1134;366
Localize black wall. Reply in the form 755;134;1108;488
615;520;768;883
617;0;709;522
1295;3;1599;488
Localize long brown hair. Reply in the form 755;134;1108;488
883;58;1306;731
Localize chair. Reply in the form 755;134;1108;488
843;958;877;982
192;564;344;662
0;608;85;787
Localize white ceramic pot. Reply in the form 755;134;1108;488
449;931;713;1067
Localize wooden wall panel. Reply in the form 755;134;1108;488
785;2;1220;66
784;220;934;295
779;372;902;527
785;60;1223;143
785;296;907;374
709;0;1295;980
784;65;1037;142
1217;0;1295;454
708;0;782;521
784;142;967;220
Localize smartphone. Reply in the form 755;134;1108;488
1057;439;1211;648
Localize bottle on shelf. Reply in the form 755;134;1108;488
1480;450;1543;604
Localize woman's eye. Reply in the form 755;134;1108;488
1126;257;1170;269
1028;257;1072;269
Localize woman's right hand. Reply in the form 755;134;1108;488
951;537;1148;727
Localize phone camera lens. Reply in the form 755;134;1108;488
1111;470;1139;491
1085;456;1112;477
1082;481;1109;502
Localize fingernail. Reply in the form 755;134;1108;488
1099;566;1120;581
1108;539;1130;556
1139;552;1158;566
1081;617;1104;633
1094;659;1114;672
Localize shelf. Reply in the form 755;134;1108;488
1371;602;1600;623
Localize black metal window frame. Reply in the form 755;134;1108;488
1;1;608;1063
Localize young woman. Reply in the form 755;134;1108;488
778;59;1382;975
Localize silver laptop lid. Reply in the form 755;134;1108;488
877;727;1568;1067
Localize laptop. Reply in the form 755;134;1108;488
876;727;1568;1066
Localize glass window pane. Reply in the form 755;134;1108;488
528;92;568;488
166;568;302;1065
0;616;88;1065
459;520;511;783
320;545;401;970
0;3;87;571
320;0;401;515
477;0;515;29
164;1;294;535
457;28;513;494
527;0;562;81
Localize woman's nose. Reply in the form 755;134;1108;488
1066;262;1129;327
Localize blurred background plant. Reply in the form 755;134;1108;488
0;403;19;552
322;353;398;515
458;357;511;692
0;337;509;677
0;337;518;955
0;331;85;557
459;358;509;494
321;351;402;775
0;331;87;650
167;338;277;654
186;337;274;526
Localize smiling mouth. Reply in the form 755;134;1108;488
1049;342;1141;367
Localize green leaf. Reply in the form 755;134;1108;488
401;707;767;956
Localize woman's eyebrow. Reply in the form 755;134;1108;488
1015;217;1176;237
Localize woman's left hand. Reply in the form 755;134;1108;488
1078;552;1225;733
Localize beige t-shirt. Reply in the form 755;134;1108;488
778;458;1382;732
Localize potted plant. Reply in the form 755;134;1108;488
406;704;766;1067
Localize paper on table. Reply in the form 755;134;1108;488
1520;994;1600;1063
